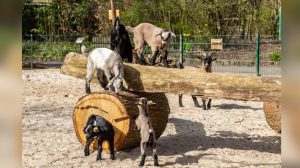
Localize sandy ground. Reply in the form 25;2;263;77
22;69;281;168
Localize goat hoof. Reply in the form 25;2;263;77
96;157;102;161
194;105;201;108
84;151;90;156
110;155;116;160
154;162;159;167
139;162;144;167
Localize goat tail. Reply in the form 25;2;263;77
125;26;134;33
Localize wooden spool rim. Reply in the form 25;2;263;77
73;92;130;151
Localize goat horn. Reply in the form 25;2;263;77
147;101;156;105
106;77;117;88
155;31;162;37
122;80;129;90
171;32;176;37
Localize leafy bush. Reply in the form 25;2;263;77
22;42;88;61
183;42;192;53
270;52;281;62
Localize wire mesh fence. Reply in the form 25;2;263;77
171;35;281;77
22;34;281;77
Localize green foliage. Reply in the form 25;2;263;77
270;52;281;62
183;42;192;53
22;42;90;61
22;0;101;35
23;0;280;37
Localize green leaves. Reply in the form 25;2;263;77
23;42;80;61
270;52;281;62
22;0;280;37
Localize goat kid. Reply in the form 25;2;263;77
135;97;159;167
85;48;128;94
83;114;116;161
178;52;216;110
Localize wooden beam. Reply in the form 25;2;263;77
61;52;281;102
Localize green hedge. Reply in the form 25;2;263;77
22;42;93;61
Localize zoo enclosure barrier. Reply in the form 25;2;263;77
22;34;281;77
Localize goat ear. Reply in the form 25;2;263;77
166;29;176;36
209;52;216;56
122;78;129;90
114;17;120;27
196;55;204;60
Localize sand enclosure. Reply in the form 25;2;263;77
22;69;280;167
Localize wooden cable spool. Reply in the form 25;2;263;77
73;91;170;152
263;101;281;133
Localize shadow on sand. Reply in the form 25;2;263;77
119;117;280;166
213;103;261;111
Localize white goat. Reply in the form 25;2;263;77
85;48;128;94
126;23;175;67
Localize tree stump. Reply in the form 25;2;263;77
263;101;281;133
73;91;170;152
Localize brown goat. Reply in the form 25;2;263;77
178;52;217;110
135;97;159;167
126;23;175;67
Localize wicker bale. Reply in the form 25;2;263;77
73;91;170;152
263;101;281;133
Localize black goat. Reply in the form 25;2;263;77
83;114;116;161
110;17;133;63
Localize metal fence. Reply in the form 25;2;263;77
22;34;281;77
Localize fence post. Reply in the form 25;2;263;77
30;34;33;69
179;34;183;65
255;34;260;76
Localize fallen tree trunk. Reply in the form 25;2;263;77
61;52;281;102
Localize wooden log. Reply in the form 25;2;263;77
73;91;169;152
61;52;281;102
263;101;281;133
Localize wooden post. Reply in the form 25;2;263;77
110;0;116;24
